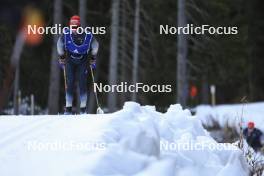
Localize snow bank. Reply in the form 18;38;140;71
196;102;264;131
0;102;249;176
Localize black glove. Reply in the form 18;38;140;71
90;57;96;69
58;54;66;65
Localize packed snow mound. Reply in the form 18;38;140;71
196;102;264;131
0;102;249;176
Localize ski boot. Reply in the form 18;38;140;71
64;107;72;115
80;107;87;115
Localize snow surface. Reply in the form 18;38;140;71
0;102;249;176
196;102;264;132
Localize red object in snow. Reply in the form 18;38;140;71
190;85;198;98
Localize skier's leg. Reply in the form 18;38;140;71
65;60;75;114
78;61;88;114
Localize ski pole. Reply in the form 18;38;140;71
90;65;104;114
63;66;67;90
90;65;99;107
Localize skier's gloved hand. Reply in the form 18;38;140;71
58;54;66;65
90;58;96;69
59;59;65;65
91;63;96;69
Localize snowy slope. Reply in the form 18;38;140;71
196;102;264;131
0;102;249;176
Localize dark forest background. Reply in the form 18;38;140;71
0;0;264;114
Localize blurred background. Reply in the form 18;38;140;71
0;0;263;115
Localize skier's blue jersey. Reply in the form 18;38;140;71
64;28;93;59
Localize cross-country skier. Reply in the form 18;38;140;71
57;15;99;114
243;121;264;151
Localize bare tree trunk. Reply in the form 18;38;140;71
131;0;141;102
0;32;25;113
107;0;120;112
48;0;62;114
12;33;25;115
201;75;209;104
79;0;87;26
13;63;20;115
120;0;128;106
177;0;188;107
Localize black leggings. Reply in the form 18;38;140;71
65;58;88;108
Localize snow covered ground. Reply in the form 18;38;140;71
196;102;264;132
0;102;249;176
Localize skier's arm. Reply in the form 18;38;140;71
89;38;99;69
57;36;65;56
242;128;247;138
90;38;99;59
260;132;264;145
57;36;66;65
